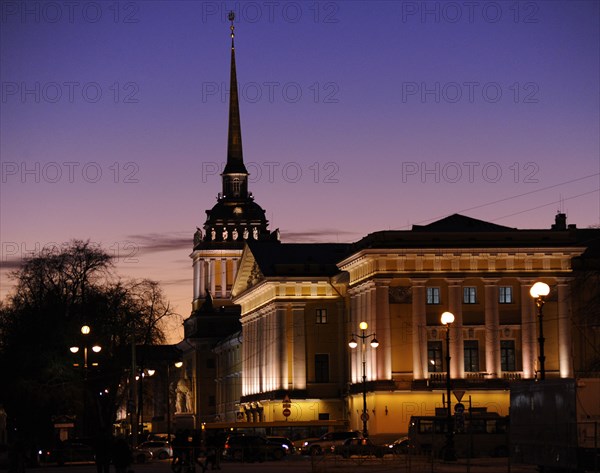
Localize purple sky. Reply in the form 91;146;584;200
2;1;599;341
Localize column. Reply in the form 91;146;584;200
231;257;239;288
484;280;500;378
375;281;392;380
242;318;249;396
520;279;535;378
193;258;200;300
350;289;360;383
220;258;227;298
557;280;573;378
277;305;288;389
366;284;375;380
411;280;428;380
291;304;306;389
447;280;464;379
199;258;206;297
209;259;216;296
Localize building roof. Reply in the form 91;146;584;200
411;213;515;232
247;241;351;277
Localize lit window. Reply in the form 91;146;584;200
463;287;477;304
427;341;443;373
426;287;441;304
499;286;513;304
316;309;327;324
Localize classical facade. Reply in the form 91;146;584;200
224;214;600;435
175;14;600;436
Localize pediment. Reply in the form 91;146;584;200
231;245;264;297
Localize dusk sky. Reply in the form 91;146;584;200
2;1;599;341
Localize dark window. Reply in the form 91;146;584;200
501;340;516;371
464;340;479;372
232;178;241;196
427;287;441;304
315;354;329;383
463;287;477;304
428;341;443;372
499;286;513;304
206;358;215;369
208;395;215;407
318;413;330;420
316;309;327;324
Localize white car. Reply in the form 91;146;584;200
138;441;173;460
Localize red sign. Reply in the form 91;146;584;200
283;408;291;417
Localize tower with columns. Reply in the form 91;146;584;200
177;12;276;429
189;11;275;314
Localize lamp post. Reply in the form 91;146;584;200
166;361;183;442
441;311;456;461
530;281;550;380
348;321;379;438
137;368;155;439
69;325;102;437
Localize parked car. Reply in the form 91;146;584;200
138;440;173;459
132;446;153;464
223;434;286;461
266;436;295;454
333;438;387;458
40;439;95;465
302;431;363;456
387;436;410;454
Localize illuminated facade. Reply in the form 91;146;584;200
225;214;599;435
179;14;600;436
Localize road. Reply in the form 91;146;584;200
20;455;540;473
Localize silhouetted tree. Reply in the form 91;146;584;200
0;240;172;453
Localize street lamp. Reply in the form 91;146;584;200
70;325;102;372
69;325;102;437
441;311;456;461
138;368;155;439
348;321;379;437
530;281;550;380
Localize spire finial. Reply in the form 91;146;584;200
229;11;235;40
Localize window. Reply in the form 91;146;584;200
463;287;477;304
318;413;330;420
464;340;479;372
427;341;443;372
315;354;329;383
499;286;513;304
316;309;327;324
501;340;516;371
231;178;241;196
427;287;441;304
